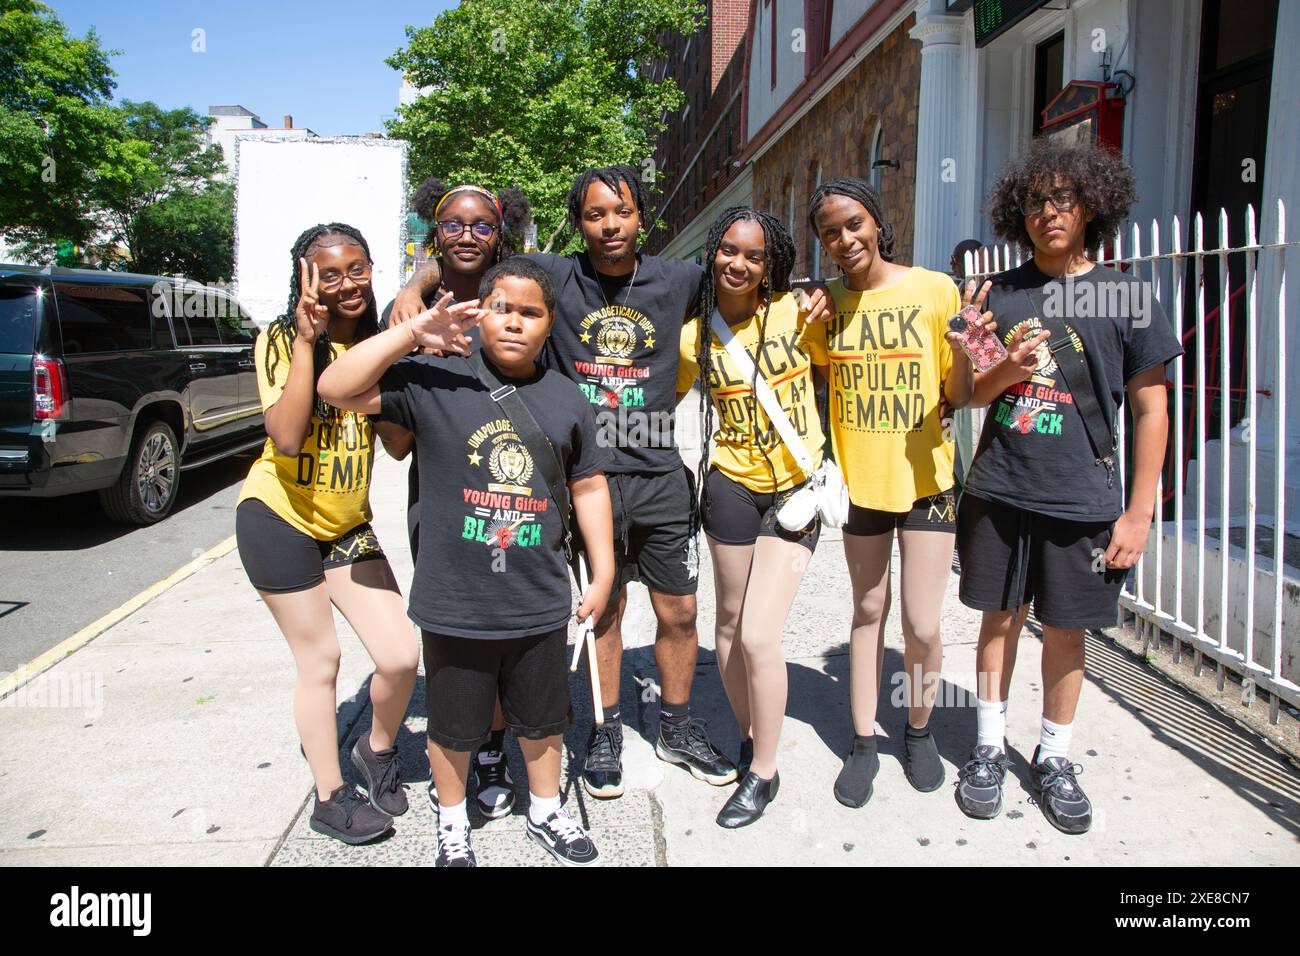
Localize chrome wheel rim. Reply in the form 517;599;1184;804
137;432;176;514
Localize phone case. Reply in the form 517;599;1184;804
948;304;1007;372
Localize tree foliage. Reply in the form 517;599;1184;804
386;0;705;251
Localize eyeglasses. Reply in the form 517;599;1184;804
437;220;498;240
1021;188;1078;218
317;263;371;292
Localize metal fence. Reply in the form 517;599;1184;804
963;201;1299;725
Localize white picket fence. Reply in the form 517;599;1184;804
963;201;1299;725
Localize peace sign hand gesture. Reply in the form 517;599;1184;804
408;291;482;356
295;258;330;344
1003;323;1052;383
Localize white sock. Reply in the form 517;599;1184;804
439;799;468;828
976;696;1009;751
1038;715;1072;762
528;791;561;825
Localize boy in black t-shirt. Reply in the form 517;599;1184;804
319;258;616;867
954;140;1182;834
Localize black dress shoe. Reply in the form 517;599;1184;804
737;739;754;778
716;771;779;829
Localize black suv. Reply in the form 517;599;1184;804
0;265;266;524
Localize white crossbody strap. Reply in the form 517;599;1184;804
709;309;815;475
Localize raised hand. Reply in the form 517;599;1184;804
1003;323;1052;382
295;258;330;344
408;292;482;356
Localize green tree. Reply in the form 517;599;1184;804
87;100;227;269
0;0;131;252
386;0;704;252
130;180;234;283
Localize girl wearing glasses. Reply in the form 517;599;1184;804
236;223;461;845
375;180;532;823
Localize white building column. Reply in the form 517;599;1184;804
909;5;968;272
1254;0;1300;524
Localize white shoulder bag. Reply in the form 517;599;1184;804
709;309;849;530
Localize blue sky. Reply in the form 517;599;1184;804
47;1;459;135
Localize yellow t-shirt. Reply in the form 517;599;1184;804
678;292;827;493
826;267;961;512
237;329;375;540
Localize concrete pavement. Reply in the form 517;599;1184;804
1;412;1298;866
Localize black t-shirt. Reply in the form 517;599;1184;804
526;251;704;475
377;355;611;639
964;260;1183;522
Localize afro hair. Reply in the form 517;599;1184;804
984;137;1138;253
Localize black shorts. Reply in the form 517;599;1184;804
422;628;572;751
236;498;386;594
703;468;820;551
605;467;699;596
955;492;1125;630
843;489;957;537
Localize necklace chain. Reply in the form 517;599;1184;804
595;255;638;312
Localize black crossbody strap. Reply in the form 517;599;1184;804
1024;290;1117;482
466;352;577;565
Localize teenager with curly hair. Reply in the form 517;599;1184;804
808;177;982;809
955;139;1182;834
235;223;464;845
675;206;827;827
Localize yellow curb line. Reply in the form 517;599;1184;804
0;533;238;700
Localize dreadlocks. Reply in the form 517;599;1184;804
565;164;649;230
411;177;533;261
807;177;897;262
693;206;797;534
264;222;380;425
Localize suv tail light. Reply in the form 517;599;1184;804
33;355;69;421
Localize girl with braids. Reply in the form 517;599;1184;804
375;179;532;822
808;177;979;809
676;206;829;828
235;223;466;845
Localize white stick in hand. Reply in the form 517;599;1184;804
570;560;604;727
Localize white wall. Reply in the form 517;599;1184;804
746;0;810;136
233;136;409;329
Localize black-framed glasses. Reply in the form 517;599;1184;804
1021;188;1078;217
318;262;371;291
437;220;498;240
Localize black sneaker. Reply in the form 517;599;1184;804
435;819;476;867
526;807;601;867
350;734;409;816
474;748;515;819
309;783;393;844
956;745;1009;820
582;722;624;799
656;717;737;785
1030;747;1092;834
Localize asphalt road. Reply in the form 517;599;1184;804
0;451;259;674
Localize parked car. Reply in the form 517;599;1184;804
0;265;266;524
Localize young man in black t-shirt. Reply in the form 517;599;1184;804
320;258;616;867
954;140;1182;834
392;167;838;799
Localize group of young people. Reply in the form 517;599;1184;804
232;135;1181;867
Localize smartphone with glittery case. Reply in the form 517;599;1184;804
947;304;1007;372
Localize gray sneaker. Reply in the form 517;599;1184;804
956;745;1009;820
1030;747;1092;834
309;784;393;844
350;734;409;816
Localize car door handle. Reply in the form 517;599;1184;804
237;359;255;369
189;362;207;371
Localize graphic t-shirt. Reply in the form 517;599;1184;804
677;293;827;493
964;260;1183;522
238;331;375;540
528;251;703;475
377;355;611;639
826;267;961;512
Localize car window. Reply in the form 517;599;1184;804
149;286;175;349
55;283;152;354
214;295;253;345
0;282;39;354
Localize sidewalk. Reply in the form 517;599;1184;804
2;429;1297;866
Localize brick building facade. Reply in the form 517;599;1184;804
751;15;920;275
